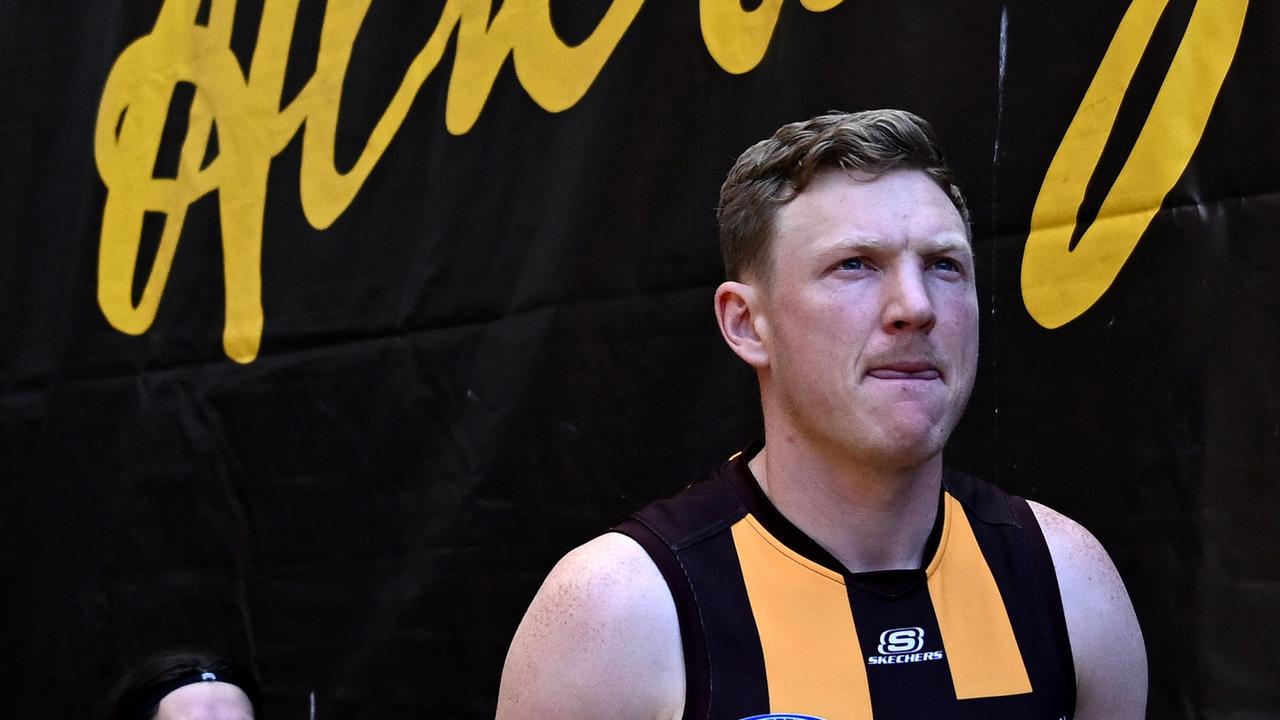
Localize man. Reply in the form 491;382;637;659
495;110;1146;719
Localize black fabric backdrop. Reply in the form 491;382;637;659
1;1;1277;717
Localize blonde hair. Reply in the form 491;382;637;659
717;109;970;282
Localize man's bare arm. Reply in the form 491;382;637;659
1030;501;1147;719
495;533;685;720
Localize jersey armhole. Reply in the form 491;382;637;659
612;518;709;720
1008;495;1078;715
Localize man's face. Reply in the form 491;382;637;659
755;167;978;468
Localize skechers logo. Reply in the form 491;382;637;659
739;715;826;720
878;627;925;654
868;627;944;665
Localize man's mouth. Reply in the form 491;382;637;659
866;361;942;381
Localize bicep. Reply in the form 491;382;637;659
495;533;684;720
1029;501;1147;720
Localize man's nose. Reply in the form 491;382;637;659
881;265;936;333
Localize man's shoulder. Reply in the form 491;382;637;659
1027;501;1148;718
494;534;684;720
1025;500;1139;631
544;533;675;610
1025;501;1109;568
511;533;679;654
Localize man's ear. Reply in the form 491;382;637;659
715;281;769;368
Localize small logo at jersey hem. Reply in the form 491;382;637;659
739;715;826;720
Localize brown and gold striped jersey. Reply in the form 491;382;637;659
613;446;1075;720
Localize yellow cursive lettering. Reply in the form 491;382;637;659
1021;0;1248;329
94;0;854;361
96;0;644;362
295;0;645;229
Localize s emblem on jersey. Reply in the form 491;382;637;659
868;627;944;666
878;626;925;654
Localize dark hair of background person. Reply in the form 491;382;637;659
717;109;972;284
97;649;261;720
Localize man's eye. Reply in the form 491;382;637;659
931;258;961;273
838;257;865;271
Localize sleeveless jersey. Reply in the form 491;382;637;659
612;448;1076;720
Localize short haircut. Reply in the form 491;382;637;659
717;109;971;282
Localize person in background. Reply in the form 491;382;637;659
99;649;259;720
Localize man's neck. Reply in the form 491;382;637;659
747;436;943;574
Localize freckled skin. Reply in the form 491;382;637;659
496;535;684;720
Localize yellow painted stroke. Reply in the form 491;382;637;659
701;0;845;74
1022;0;1248;328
